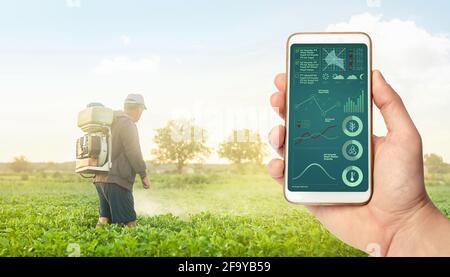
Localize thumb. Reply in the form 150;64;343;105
372;70;418;140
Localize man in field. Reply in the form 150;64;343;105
94;94;150;228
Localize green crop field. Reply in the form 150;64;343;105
1;171;449;257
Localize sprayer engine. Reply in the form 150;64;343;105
76;133;108;166
75;103;113;174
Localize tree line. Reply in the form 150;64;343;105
8;119;267;173
151;119;266;173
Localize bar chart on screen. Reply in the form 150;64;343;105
344;90;364;113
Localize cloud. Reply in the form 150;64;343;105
366;0;381;8
66;0;81;8
93;56;160;75
120;35;131;46
326;13;450;159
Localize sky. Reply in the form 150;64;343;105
1;0;450;163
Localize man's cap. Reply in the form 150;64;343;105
124;94;147;110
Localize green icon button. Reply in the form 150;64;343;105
342;116;363;137
342;140;363;161
342;166;363;187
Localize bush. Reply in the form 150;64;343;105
425;173;450;186
20;174;29;181
151;173;221;189
52;171;62;179
39;171;48;179
9;155;30;173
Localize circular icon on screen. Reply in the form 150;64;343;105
342;166;363;187
342;140;363;161
342;116;363;137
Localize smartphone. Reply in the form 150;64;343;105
284;32;372;204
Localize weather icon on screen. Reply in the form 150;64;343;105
332;74;345;80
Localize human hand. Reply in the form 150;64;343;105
268;70;450;256
142;176;151;189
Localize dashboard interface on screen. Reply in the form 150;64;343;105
288;43;369;192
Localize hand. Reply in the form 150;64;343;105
142;176;150;189
268;70;450;256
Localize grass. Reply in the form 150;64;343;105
0;171;449;257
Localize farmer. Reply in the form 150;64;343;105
94;93;150;228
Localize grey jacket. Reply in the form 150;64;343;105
94;111;147;191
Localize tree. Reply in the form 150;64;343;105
218;129;266;167
9;155;30;173
424;153;449;174
151;119;210;173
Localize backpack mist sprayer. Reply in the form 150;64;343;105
75;103;113;175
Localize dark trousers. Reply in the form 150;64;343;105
95;182;136;224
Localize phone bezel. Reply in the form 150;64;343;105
284;32;373;205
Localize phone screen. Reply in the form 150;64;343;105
288;43;369;192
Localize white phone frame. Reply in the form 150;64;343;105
284;32;373;205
